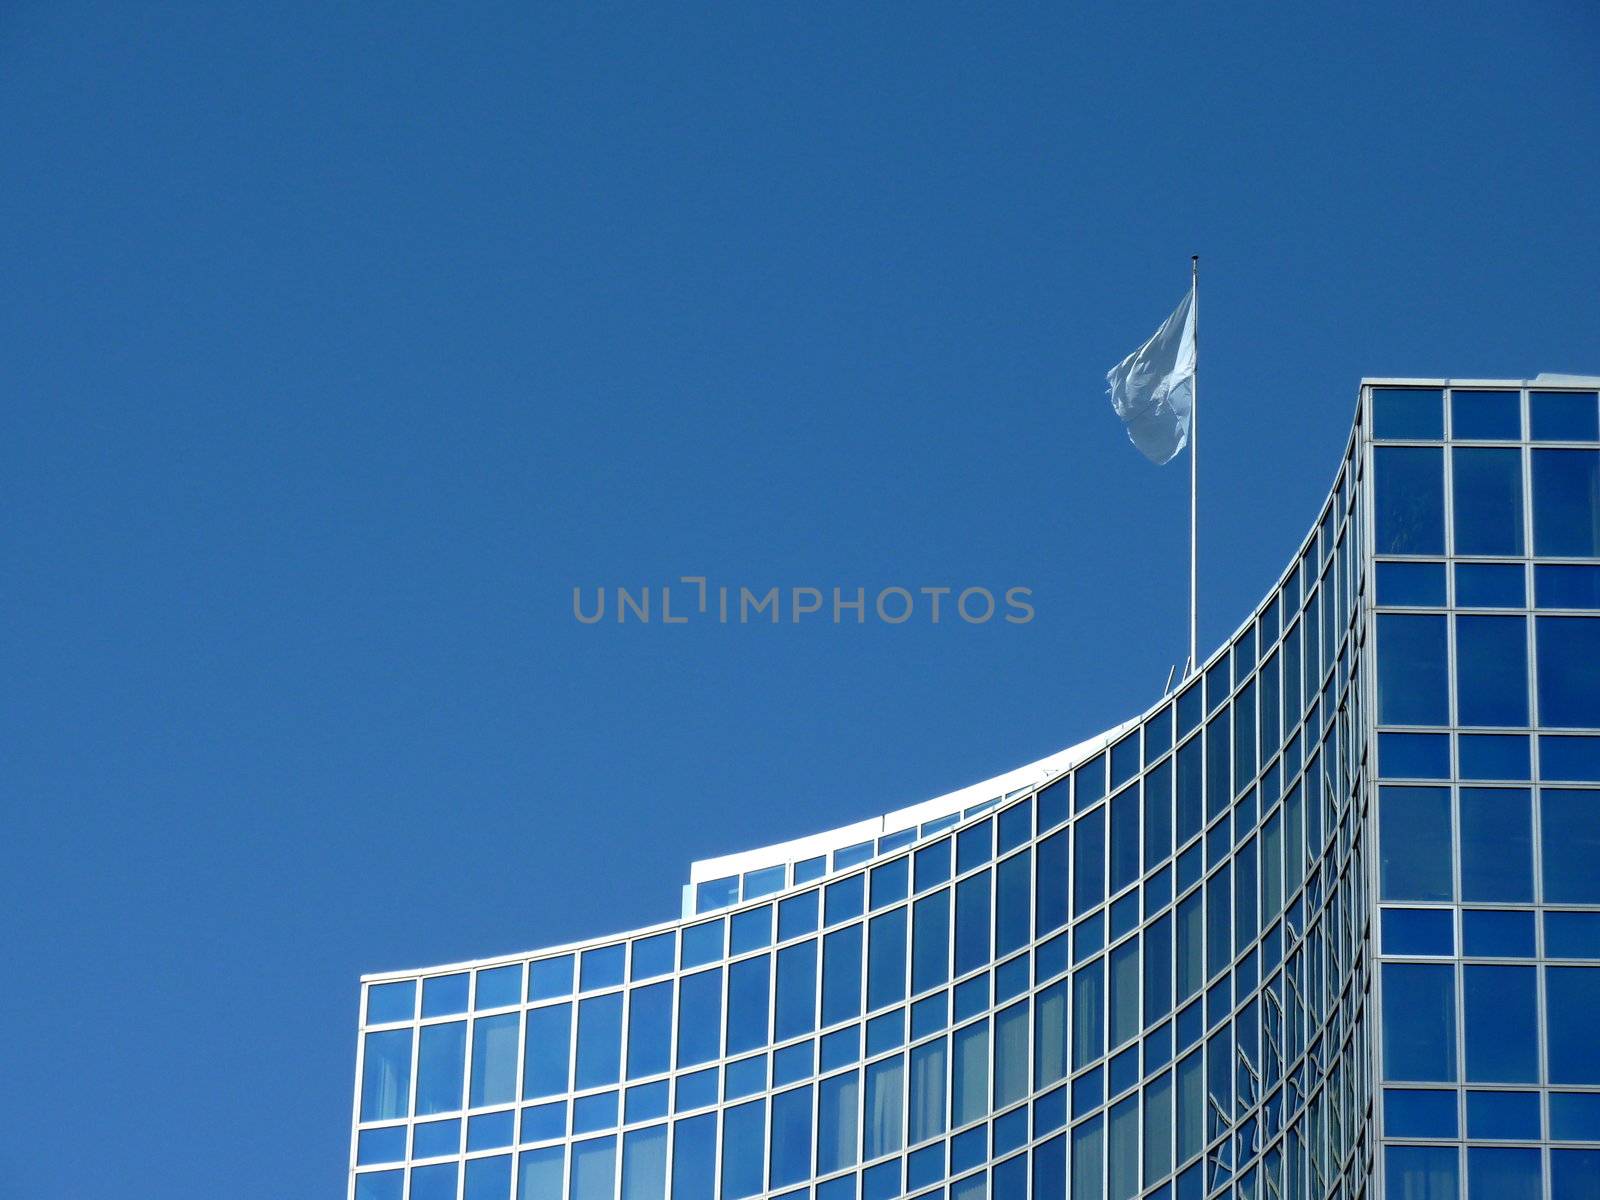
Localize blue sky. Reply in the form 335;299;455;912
2;3;1597;1195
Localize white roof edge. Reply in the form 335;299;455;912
687;717;1141;885
1361;375;1600;387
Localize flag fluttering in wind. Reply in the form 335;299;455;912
1105;287;1196;465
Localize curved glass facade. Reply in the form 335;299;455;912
349;379;1600;1200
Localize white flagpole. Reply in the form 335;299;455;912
1188;254;1199;678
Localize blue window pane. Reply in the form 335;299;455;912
416;1021;467;1114
1458;734;1531;780
864;1054;905;1159
1380;732;1452;779
743;863;786;901
1455;563;1525;608
1386;1145;1459;1200
1547;912;1600;959
775;940;818;1040
871;857;911;908
413;1118;460;1158
571;1137;617;1200
361;1029;413;1121
1542;735;1600;780
818;1071;860;1174
1538;564;1600;608
1467;1148;1540;1200
1464;966;1538;1082
676;970;722;1068
912;891;951;994
770;1086;814;1188
1376;446;1445;555
521;1101;565;1141
1462;910;1535;958
777;891;819;941
1382;963;1457;1081
721;1100;765;1199
730;908;771;955
680;921;723;968
1538;617;1600;727
1533;450;1600;556
1453;448;1524;555
627;981;673;1079
1383;908;1454;956
822;926;863;1026
675;1069;718;1111
1455;616;1528;726
868;908;908;1011
582;945;625;991
1379;561;1447;606
468;1109;515;1151
1452;389;1521;439
1551;1092;1600;1142
411;1164;459;1200
1379;787;1453;901
476;965;522;1010
528;956;574;1001
1143;762;1172;870
727;955;771;1054
422;973;470;1017
576;993;623;1088
1547;966;1600;1084
631;933;676;982
1075;806;1106;911
954;872;992;976
670;1114;716;1200
1553;1150;1600;1200
470;1013;520;1107
1467;1090;1541;1140
1384;1089;1458;1138
465;1155;512;1200
957;820;993;873
1076;754;1107;810
794;855;826;884
357;1126;408;1166
826;874;866;925
1379;615;1449;725
621;1126;667;1200
996;850;1031;956
1542;789;1600;903
367;980;415;1025
355;1171;403;1200
1532;390;1600;441
1375;388;1444;439
523;1004;571;1099
1460;788;1533;901
696;877;738;913
518;1147;565;1200
914;839;952;891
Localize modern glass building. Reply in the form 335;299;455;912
349;377;1600;1200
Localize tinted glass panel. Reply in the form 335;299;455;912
1379;787;1452;901
1533;450;1600;556
1531;390;1600;441
1451;389;1520;439
1382;963;1457;1081
1453;447;1524;555
1455;616;1528;726
1375;447;1445;555
1378;615;1449;725
1374;388;1443;439
1537;617;1600;727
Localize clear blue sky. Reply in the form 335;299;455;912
3;4;1597;1196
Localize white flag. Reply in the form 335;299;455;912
1106;287;1196;465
